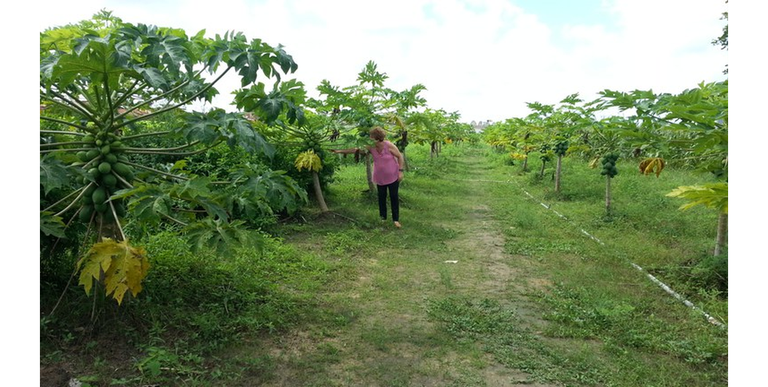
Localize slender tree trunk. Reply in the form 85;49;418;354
555;155;563;193
522;153;529;172
312;172;329;212
539;160;547;179
402;150;409;171
365;154;375;192
714;212;727;256
605;176;612;216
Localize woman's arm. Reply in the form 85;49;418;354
388;142;406;171
331;147;364;155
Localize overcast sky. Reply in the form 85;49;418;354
37;0;728;123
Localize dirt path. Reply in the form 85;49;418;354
258;153;560;386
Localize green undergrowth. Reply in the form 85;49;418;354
40;230;330;386
41;143;728;386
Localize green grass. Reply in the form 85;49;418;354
41;143;727;386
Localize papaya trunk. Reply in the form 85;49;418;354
522;154;529;172
539;160;547;179
555;155;563;193
714;212;727;256
365;154;375;193
402;150;409;171
312;172;329;212
605;176;612;216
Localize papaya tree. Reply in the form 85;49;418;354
354;61;391;190
307;63;386;193
388;83;428;170
523;103;558;180
510;118;544;172
408;108;463;159
667;183;728;255
599;153;620;216
600;81;728;255
40;11;306;305
312;62;422;191
520;95;601;191
661;81;728;256
295;150;329;212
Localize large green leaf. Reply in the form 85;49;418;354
142;33;189;75
177;110;275;157
225;114;275;158
225;168;306;219
257;93;284;123
275;45;298;73
666;183;728;213
178;110;226;145
167;177;229;221
183;218;263;255
40;154;71;195
53;36;131;91
113;185;172;226
169;177;213;200
234;78;307;126
41;212;67;238
135;67;169;90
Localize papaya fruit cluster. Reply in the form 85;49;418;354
600;153;619;178
554;140;569;156
74;131;134;222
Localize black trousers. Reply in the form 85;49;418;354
376;180;400;222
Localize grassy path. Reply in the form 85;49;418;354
235;145;726;386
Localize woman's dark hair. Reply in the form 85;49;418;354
369;126;386;142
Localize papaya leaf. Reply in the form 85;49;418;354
40;55;58;81
257;93;284;123
184;218;264;255
639;157;665;177
77;238;122;295
54;38;130;91
77;238;150;304
666;183;728;214
178;110;225;145
234;83;267;112
295;150;322;172
230;169;306;217
40;154;71;195
103;242;150;305
275;45;298;73
170;177;213;200
141;33;189;77
117;185;172;225
135;67;169;90
224;113;275;158
40;211;67;238
196;196;230;221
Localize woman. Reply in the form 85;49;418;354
332;126;405;228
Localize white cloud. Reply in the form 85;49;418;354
36;0;728;122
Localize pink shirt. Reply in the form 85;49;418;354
370;141;400;185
